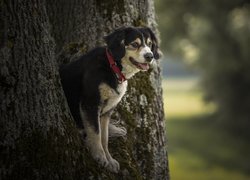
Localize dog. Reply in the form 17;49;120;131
59;26;160;173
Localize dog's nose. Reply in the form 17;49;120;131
144;53;154;62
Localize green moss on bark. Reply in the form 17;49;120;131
130;71;156;104
63;43;87;55
95;0;125;19
133;18;147;27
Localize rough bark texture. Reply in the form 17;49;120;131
0;0;169;179
0;0;85;179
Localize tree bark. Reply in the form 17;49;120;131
0;0;169;179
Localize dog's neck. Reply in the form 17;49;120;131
121;57;140;80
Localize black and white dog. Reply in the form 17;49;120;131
59;26;160;173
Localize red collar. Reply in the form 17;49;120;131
106;48;126;83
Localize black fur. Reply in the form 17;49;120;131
60;47;116;130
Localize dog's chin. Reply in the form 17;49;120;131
129;57;149;71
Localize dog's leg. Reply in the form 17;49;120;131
109;123;127;137
80;104;108;167
100;112;120;173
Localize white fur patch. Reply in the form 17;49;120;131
99;82;128;114
139;45;152;61
121;57;140;79
79;105;108;166
101;114;120;172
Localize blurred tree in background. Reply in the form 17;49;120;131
156;0;250;137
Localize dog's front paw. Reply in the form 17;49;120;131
109;123;127;137
92;152;109;167
107;158;120;173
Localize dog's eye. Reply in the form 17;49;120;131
147;41;152;48
130;42;139;49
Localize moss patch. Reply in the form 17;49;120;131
129;71;156;104
63;42;87;55
95;0;125;19
133;18;147;27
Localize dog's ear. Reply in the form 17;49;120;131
104;27;126;60
143;27;162;60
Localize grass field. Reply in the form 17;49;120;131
163;78;250;180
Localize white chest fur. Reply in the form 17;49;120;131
99;81;128;114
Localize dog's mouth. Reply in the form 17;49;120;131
129;57;149;71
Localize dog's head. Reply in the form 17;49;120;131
104;26;161;71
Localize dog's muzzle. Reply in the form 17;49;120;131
129;57;150;71
144;53;154;63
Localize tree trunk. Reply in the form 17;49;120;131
0;0;169;179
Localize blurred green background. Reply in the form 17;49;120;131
155;0;250;179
